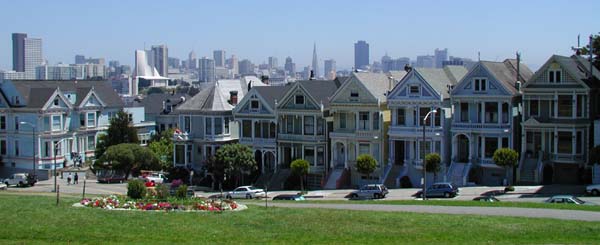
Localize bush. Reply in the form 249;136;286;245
127;179;147;199
400;176;413;188
155;183;170;199
171;179;183;188
504;186;515;192
175;184;188;199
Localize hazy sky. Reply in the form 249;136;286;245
0;0;599;71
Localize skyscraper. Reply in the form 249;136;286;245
151;45;168;77
229;55;239;76
284;56;295;76
268;56;278;70
238;59;254;75
24;37;43;79
213;50;226;67
75;55;86;64
324;59;336;80
416;55;435;68
12;33;27;72
188;50;197;70
434;48;448;68
354;40;369;70
198;57;215;83
312;43;319;78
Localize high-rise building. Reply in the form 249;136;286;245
434;48;448;68
312;43;319;78
324;59;336;80
85;57;105;65
416;55;435;68
268;56;278;70
229;55;239;76
168;57;180;69
284;56;295;76
382;57;410;72
12;33;27;72
198;57;215;83
238;59;254;75
24;38;43;79
188;50;197;70
75;55;86;64
151;45;168;77
354;40;369;70
213;50;226;67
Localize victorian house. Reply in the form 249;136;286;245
327;72;397;188
520;55;600;184
449;59;532;186
386;66;467;187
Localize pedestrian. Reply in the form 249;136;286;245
74;173;79;185
67;173;72;185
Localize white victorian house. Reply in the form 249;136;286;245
386;66;467;187
449;59;533;186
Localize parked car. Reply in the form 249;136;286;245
273;194;305;201
3;173;37;187
415;182;459;198
141;173;167;184
97;173;127;184
0;183;7;190
545;195;587;205
473;196;500;202
586;184;600;196
226;186;266;199
348;184;389;199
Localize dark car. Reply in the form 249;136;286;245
97;174;127;183
416;182;459;198
272;194;305;201
473;196;500;202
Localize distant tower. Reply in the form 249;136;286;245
12;33;27;72
354;40;370;70
312;43;319;78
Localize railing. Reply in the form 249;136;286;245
388;126;443;135
462;163;472;186
451;122;510;129
534;151;544;183
278;133;326;142
551;153;584;162
239;137;276;145
516;152;526;182
380;164;392;184
330;130;381;139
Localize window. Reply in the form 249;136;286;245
460;103;469;122
420;107;431;126
304;116;314;135
183;116;191;133
262;121;269;138
254;121;261;138
86;112;95;127
484;102;498;123
0;116;5;130
295;95;304;105
15;140;19;156
52;115;62;131
576;131;582;154
502;137;509;148
372;112;380;130
205;117;212;135
293;116;301;134
484;138;498;158
549;70;562;83
359;112;369;130
529;100;539;117
474;78;487;92
339;113;346;129
419;141;431;160
317;118;324;135
269;122;276;138
577;95;585;118
250;100;260;111
214;117;223;135
14;117;19;131
43;141;50;157
409;85;420;94
396;108;405;126
175;145;185;165
186;145;192;164
285;117;293;134
434;108;441;126
80;114;85;127
359;144;370;155
557;132;572;154
317;147;325;166
304;147;315;165
502;103;509;123
0;140;6;155
53;98;59;106
350;91;359;97
87;136;95;150
224;117;230;134
558;95;572;117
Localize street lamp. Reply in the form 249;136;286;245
53;138;69;192
422;109;437;200
19;122;36;176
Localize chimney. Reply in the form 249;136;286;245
229;90;238;105
310;70;315;80
515;52;521;88
261;75;269;84
404;64;412;73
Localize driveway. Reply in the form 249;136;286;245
250;202;600;222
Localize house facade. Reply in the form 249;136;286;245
386;66;467;187
449;59;532;186
520;55;600;184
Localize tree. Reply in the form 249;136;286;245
290;159;310;193
214;144;256;187
356;154;377;184
589;145;600;166
581;34;600;69
95;110;139;159
148;129;174;170
425;153;441;181
493;148;519;185
97;143;159;178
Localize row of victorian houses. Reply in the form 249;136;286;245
170;54;600;189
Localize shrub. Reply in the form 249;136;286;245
400;176;413;188
171;179;183;188
356;154;377;180
155;183;170;199
175;184;188;199
127;179;147;199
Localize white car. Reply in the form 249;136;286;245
226;186;266;199
142;173;166;184
0;183;6;190
586;184;600;196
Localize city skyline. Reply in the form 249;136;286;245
0;1;599;71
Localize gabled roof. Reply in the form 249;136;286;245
353;72;395;102
525;55;600;88
480;59;533;94
251;85;291;109
9;80;123;109
177;78;266;112
297;79;343;108
139;93;190;115
415;65;467;98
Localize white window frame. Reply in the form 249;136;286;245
474;78;487;92
548;69;562;83
250;99;260;112
52;115;62;131
295;95;304;105
409;85;420;94
86;112;95;128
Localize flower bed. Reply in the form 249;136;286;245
75;195;245;212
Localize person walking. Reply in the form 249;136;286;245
74;173;79;185
67;173;72;185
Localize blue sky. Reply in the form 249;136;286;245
0;0;599;70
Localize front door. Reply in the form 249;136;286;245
395;141;405;165
457;135;469;163
283;147;292;168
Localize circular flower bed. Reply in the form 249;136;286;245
75;195;245;212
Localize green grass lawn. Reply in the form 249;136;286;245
275;199;600;212
1;193;600;244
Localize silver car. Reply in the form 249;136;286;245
348;184;389;199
